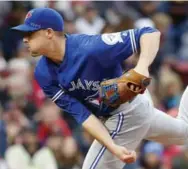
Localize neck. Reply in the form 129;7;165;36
45;37;66;64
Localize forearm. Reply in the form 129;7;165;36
82;114;115;153
82;114;137;163
135;32;161;74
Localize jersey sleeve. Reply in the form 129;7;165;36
34;67;91;124
89;27;159;67
42;84;91;124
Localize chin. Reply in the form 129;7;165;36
31;52;41;57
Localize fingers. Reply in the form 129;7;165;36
122;151;137;164
113;146;137;164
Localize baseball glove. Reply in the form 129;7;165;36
99;69;151;107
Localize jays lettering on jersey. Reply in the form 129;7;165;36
35;27;158;124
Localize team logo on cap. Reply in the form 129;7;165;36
25;11;33;20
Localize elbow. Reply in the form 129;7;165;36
145;28;161;39
140;30;161;50
140;30;161;42
151;30;161;42
147;31;161;48
153;31;161;40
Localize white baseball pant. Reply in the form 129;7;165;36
82;87;188;169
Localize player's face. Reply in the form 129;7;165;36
23;30;49;57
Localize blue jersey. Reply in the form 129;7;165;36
35;27;158;124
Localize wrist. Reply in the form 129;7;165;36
106;142;117;154
134;65;149;77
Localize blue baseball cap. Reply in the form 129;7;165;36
11;8;64;32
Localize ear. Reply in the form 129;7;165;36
46;28;55;39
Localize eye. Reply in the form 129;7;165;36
23;31;34;37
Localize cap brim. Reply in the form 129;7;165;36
11;24;39;32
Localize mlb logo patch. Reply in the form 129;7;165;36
25;11;33;20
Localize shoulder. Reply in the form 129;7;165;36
67;33;101;52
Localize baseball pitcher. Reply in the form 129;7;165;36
11;8;188;169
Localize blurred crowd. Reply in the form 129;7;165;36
0;1;188;169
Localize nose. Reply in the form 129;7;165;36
23;37;28;44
